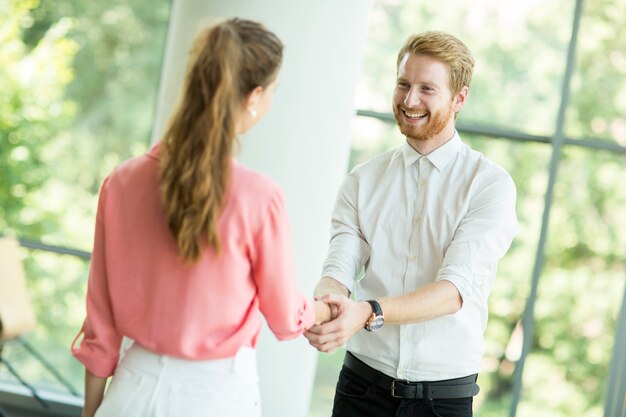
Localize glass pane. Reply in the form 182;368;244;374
456;135;551;416
566;0;626;145
0;249;88;395
309;349;344;417
517;147;626;416
0;0;170;399
1;0;170;251
355;0;574;135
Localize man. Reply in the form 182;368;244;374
305;31;519;417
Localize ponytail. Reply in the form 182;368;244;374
159;19;283;262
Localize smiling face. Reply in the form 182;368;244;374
393;53;468;153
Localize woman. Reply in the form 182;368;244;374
72;18;329;417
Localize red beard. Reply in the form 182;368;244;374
393;102;453;142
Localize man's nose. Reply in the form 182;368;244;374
403;86;421;108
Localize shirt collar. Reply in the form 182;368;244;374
401;131;462;172
146;141;161;160
400;142;421;168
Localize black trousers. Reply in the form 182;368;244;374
331;361;474;417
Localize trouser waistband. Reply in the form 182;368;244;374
343;352;479;399
119;344;257;381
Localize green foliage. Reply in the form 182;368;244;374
355;0;573;135
0;0;170;395
567;0;626;143
2;0;169;249
312;1;626;417
0;0;77;238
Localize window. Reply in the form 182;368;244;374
0;0;170;401
2;1;624;415
309;0;626;416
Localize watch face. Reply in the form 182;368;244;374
368;316;384;331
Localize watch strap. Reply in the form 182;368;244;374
364;299;383;331
366;299;382;316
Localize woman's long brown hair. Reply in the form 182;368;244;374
159;18;283;262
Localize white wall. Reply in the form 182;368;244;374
151;1;372;415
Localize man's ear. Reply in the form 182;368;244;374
453;86;469;113
244;85;264;114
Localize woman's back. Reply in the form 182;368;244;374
73;18;328;417
73;142;313;377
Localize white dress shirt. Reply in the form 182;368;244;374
322;131;519;381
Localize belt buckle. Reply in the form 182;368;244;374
390;380;408;398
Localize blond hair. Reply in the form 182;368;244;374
159;18;283;262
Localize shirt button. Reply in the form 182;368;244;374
419;180;426;187
414;216;420;224
409;255;417;262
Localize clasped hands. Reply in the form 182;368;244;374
307;295;373;353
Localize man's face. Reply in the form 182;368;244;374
392;53;458;143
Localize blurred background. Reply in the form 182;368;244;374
1;0;625;416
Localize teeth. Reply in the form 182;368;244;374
405;111;427;118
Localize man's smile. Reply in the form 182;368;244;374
402;109;428;120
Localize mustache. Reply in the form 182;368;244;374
397;105;429;113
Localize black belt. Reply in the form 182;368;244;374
343;352;480;399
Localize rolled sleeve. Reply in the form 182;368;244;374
322;172;371;293
251;188;315;340
71;178;122;377
437;171;519;301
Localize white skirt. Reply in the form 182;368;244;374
94;344;261;417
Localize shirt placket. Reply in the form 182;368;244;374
397;156;432;379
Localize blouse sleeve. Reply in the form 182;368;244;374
249;188;315;340
71;177;122;377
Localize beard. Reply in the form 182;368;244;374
393;102;454;142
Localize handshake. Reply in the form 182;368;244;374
305;294;375;353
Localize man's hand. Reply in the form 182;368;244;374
304;294;372;353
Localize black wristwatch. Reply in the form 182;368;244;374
364;300;384;332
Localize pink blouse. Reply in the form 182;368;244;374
72;143;315;378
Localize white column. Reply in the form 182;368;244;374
151;1;371;416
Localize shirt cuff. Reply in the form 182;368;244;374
320;267;355;294
71;330;119;378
